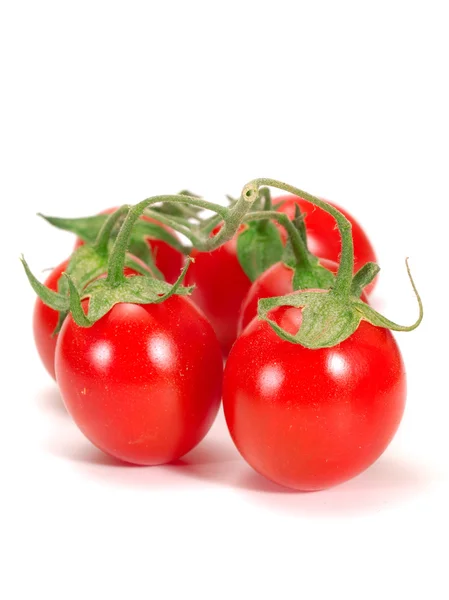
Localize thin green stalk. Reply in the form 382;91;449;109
250;178;354;297
94;205;130;256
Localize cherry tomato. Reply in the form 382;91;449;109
75;207;184;284
238;258;339;333
275;196;377;293
223;305;406;491
33;258;149;380
55;296;223;465
185;226;251;356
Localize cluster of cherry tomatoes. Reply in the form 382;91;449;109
26;182;421;491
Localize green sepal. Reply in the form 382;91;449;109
352;259;423;331
237;220;284;282
39;213;115;244
20;256;69;312
258;290;361;349
70;258;194;327
65;275;92;327
350;262;380;297
292;204;308;248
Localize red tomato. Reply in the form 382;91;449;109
223;305;406;491
275;196;377;293
55;296;223;465
185;226;251;356
238;258;338;333
75;207;184;284
33;257;149;380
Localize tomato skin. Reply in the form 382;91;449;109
185;229;251;356
55;296;223;465
32;258;149;381
223;306;406;491
238;257;339;333
74;207;184;284
33;259;70;380
275;196;377;293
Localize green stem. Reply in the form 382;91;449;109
144;209;193;227
208;183;258;249
201;213;223;236
143;208;197;245
249;179;354;297
246;210;313;269
260;187;272;211
254;189;271;234
93;205;131;256
106;191;257;285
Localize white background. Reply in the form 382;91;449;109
1;1;448;599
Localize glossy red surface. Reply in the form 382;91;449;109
185;227;251;356
55;296;223;465
223;306;406;491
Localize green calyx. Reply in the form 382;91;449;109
258;259;422;348
251;179;422;348
66;259;193;327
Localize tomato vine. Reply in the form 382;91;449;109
23;179;422;348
